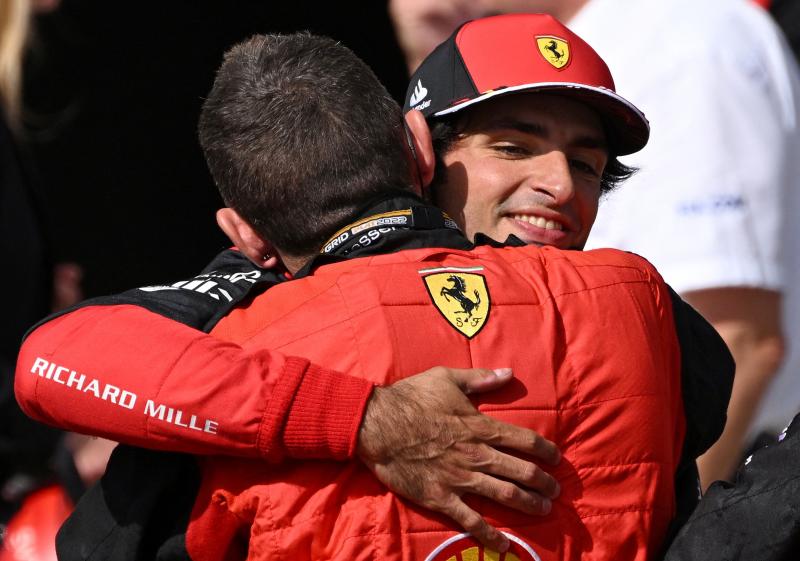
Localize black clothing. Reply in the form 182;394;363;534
664;413;800;561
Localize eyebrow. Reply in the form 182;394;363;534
480;117;609;151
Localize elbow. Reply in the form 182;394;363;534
13;342;47;419
757;332;787;384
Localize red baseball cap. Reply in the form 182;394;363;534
403;13;649;155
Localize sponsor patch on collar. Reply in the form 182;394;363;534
424;532;541;561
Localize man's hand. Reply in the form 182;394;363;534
356;367;561;552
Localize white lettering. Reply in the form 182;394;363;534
31;357;49;376
228;271;261;284
143;401;218;435
52;366;69;384
351;216;406;235
83;379;101;398
27;358;143;424
208;287;233;302
139;285;179;293
119;391;137;410
173;410;188;427
413;99;431;111
144;400;166;420
101;384;120;404
324;231;349;253
66;371;86;390
188;415;203;431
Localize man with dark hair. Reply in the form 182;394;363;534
200;33;414;258
17;15;732;560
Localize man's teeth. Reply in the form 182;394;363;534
513;215;563;231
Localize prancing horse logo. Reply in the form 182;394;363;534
422;269;490;338
535;35;571;69
440;275;481;318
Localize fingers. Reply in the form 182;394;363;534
438;496;510;553
465;472;553;516
452;441;559;500
478;447;560;500
476;418;561;466
438;366;514;394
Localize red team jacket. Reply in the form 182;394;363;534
186;244;685;561
14;200;734;560
15;269;373;463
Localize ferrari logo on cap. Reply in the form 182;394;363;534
421;268;490;338
536;35;570;69
424;532;542;561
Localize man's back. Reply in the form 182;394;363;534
189;244;685;561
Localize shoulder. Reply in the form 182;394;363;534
541;246;660;273
487;245;668;292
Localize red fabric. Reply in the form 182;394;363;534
0;485;73;561
188;245;686;561
15;305;372;461
458;14;615;92
283;361;373;459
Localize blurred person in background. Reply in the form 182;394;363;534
389;0;534;73
1;0;63;534
390;0;800;489
750;0;800;460
1;0;115;559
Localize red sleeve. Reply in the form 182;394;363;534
15;304;373;461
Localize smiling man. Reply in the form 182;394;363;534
401;24;645;251
428;94;612;248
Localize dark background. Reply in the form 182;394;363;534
23;0;408;297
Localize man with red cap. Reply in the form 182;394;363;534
16;14;732;561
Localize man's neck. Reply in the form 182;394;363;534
279;253;312;276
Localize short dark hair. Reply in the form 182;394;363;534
199;33;413;256
428;113;636;196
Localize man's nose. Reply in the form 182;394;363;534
529;150;575;204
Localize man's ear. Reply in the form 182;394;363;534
404;109;435;193
216;208;278;269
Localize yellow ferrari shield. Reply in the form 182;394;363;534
536;36;570;69
422;270;490;338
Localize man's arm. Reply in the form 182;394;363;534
16;303;371;460
686;288;785;488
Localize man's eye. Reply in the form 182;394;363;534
493;144;529;156
570;159;600;176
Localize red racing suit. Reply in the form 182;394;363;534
187;242;685;561
15;250;372;462
14;199;734;560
